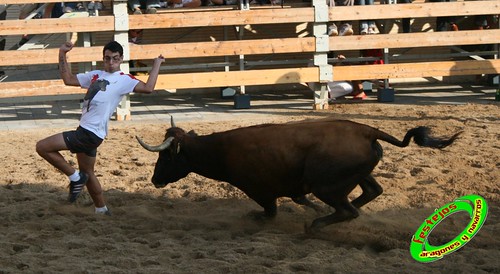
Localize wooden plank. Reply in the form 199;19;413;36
2;27;497;66
1;2;498;33
135;67;319;89
330;29;500;51
137;59;500;89
0;16;114;35
128;8;315;29
0;79;83;98
1;59;498;97
0;37;315;66
130;37;316;59
0;47;103;66
0;68;319;97
2;0;499;21
329;1;500;21
332;60;500;81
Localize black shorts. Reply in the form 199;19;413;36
63;126;103;157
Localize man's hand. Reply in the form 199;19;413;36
153;55;165;67
60;41;74;53
134;55;165;94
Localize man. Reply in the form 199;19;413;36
430;0;458;31
128;0;161;14
328;0;355;36
36;41;165;215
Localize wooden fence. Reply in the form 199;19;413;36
0;0;498;113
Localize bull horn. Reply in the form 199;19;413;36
136;136;175;152
170;116;176;128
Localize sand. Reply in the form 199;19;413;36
0;99;498;273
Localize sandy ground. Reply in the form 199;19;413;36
0;99;498;273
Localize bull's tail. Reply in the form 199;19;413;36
376;126;461;149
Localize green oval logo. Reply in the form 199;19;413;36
410;195;488;263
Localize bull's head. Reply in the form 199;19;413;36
136;117;191;188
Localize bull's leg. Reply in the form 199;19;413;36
307;196;359;232
292;195;323;213
351;174;383;209
247;197;277;220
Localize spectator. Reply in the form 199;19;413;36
323;79;365;100
356;0;377;34
399;0;412;33
87;1;104;12
430;0;458;31
129;0;161;14
165;0;202;8
473;15;490;30
128;29;148;75
202;0;237;5
17;3;57;48
328;0;354;36
36;41;165;215
62;2;86;13
309;55;366;101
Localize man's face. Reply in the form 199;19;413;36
103;50;123;72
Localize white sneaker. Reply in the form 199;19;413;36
63;6;74;13
360;22;368;35
328;23;338;36
368;23;378;34
339;23;353;36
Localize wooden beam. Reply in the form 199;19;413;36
0;16;114;36
130;1;500;29
128;8;315;29
329;1;500;21
1;2;498;33
2;27;497;66
135;67;318;89
1;59;498;97
332;60;500;81
0;47;103;66
0;38;316;66
138;59;500;89
130;37;316;59
330;29;500;51
0;79;83;98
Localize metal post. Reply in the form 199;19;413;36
238;0;249;95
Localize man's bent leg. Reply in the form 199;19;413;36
36;133;76;176
77;153;105;208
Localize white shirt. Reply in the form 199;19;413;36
77;70;139;139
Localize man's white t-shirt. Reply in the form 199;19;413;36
77;70;140;139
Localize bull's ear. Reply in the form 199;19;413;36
187;130;198;136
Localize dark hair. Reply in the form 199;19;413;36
103;41;123;56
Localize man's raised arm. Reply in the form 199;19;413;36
59;42;80;86
133;55;165;94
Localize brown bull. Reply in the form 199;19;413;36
137;118;460;231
